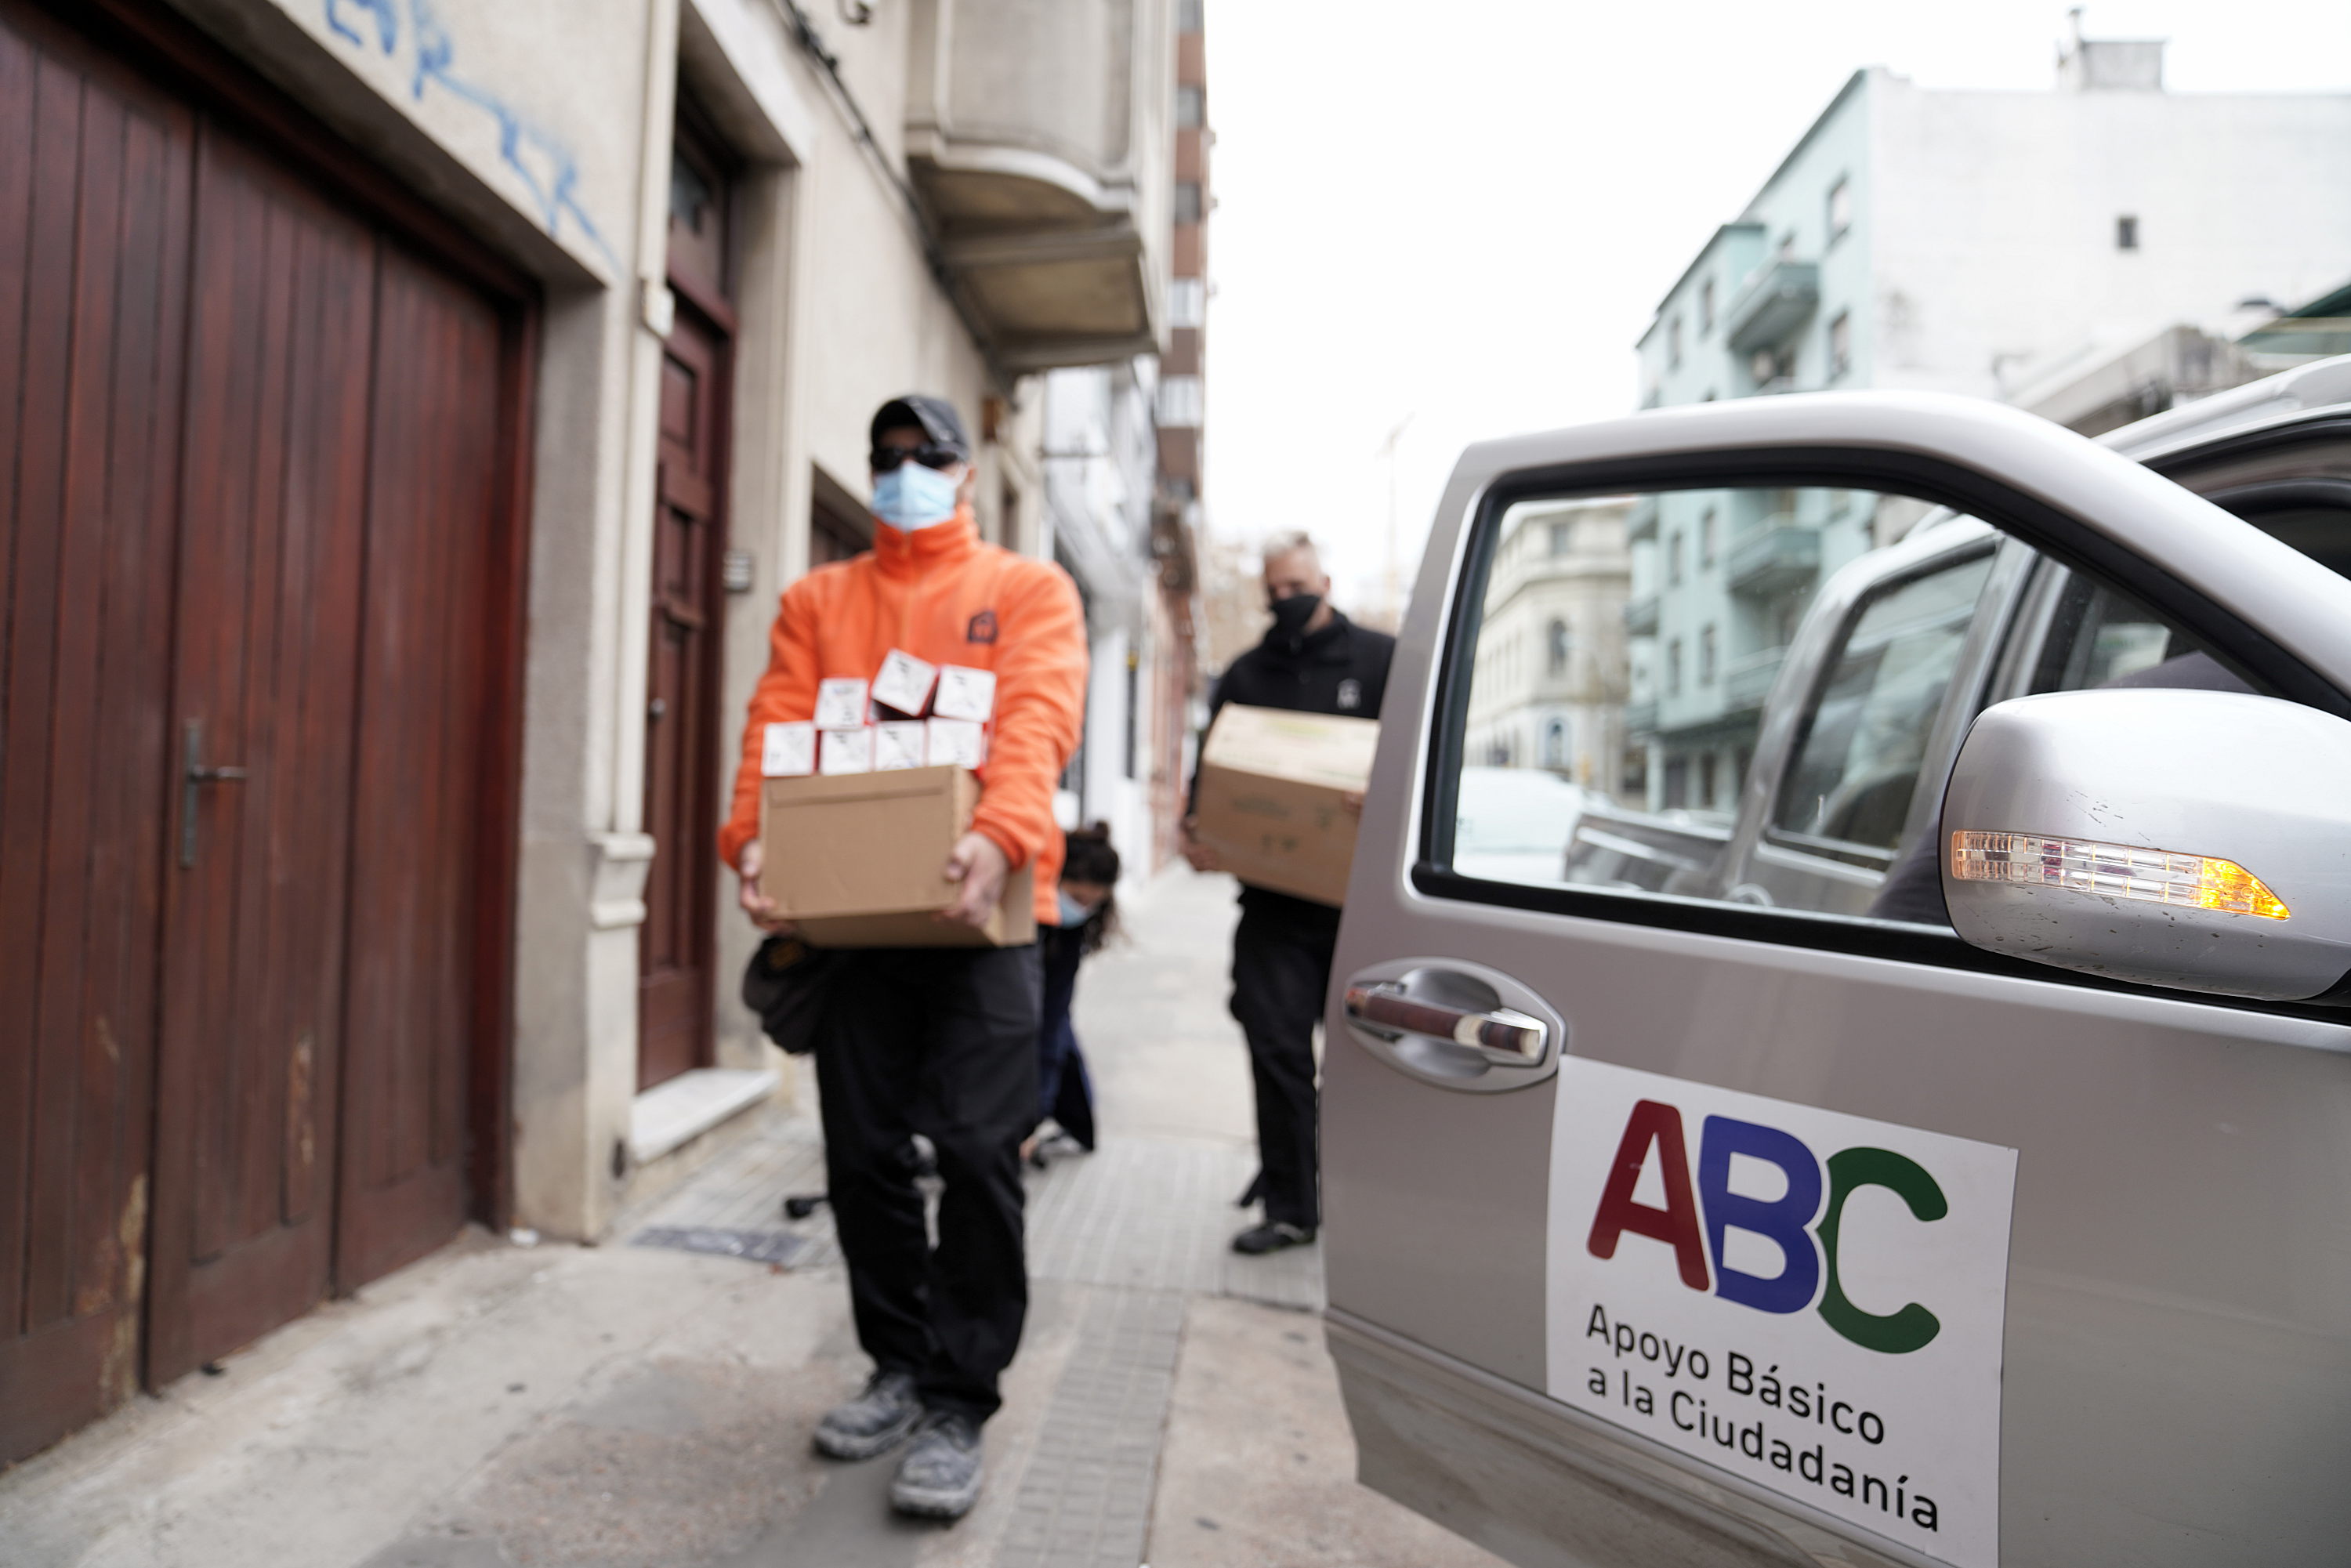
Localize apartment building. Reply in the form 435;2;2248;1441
0;0;1185;1462
1041;0;1208;872
1624;30;2351;810
1462;499;1634;793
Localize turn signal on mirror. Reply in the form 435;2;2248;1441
1949;831;2289;920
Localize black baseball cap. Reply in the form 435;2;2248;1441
870;394;971;462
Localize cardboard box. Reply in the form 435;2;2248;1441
759;765;1036;947
1193;704;1381;907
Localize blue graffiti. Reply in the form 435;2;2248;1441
323;0;620;273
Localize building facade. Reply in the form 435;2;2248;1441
1624;34;2351;812
0;0;1190;1463
1462;499;1633;793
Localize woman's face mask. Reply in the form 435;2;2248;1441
871;462;961;529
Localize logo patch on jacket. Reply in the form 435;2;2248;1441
1337;679;1362;711
966;610;998;645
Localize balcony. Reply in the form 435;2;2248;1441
1724;260;1819;354
906;0;1167;371
1724;647;1788;712
1625;594;1659;636
1624;698;1659;736
1726;520;1820;596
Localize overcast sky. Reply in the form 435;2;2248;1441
1199;2;2351;615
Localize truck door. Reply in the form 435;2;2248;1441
1324;393;2351;1568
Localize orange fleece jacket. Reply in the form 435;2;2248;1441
718;506;1089;925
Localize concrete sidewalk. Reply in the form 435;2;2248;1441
0;867;1498;1568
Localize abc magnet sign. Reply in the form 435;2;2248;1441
1547;1059;2017;1568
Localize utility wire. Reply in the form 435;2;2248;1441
768;0;1015;394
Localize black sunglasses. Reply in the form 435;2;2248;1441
870;444;962;473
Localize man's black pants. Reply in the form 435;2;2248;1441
1228;889;1341;1230
813;943;1041;1423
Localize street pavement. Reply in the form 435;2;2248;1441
0;867;1500;1568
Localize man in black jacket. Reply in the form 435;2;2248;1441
1183;532;1393;1255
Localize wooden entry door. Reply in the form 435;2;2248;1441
637;117;734;1093
638;310;727;1091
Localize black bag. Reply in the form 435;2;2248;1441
741;933;844;1056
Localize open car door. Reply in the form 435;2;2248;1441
1323;390;2351;1568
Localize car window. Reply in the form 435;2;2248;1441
1770;549;1994;867
1449;485;1944;916
1430;460;2350;1001
2030;575;2186;693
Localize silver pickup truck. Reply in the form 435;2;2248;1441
1322;358;2351;1568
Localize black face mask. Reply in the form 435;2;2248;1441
1268;593;1321;639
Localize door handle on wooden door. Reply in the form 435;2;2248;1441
179;719;248;868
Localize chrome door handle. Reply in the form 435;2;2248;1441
180;719;248;869
1344;982;1549;1065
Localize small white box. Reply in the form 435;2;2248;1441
933;664;997;723
925;717;987;770
873;721;927;771
761;721;816;777
818;727;875;775
815;677;869;730
872;648;939;716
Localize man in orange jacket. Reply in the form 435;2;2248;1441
719;394;1086;1520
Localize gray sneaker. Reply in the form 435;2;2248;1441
888;1410;984;1519
813;1369;923;1460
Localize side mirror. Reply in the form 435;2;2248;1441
1941;689;2351;1001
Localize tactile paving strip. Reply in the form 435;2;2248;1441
994;1286;1187;1568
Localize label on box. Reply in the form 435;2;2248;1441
926;717;987;770
872;648;938;716
873;721;927;771
761;721;816;777
819;727;875;775
933;664;997;723
815;677;870;730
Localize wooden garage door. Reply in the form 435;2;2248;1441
0;10;189;1462
0;0;524;1453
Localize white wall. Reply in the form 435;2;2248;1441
1871;81;2351;399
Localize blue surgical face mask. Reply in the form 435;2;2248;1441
871;462;961;529
1057;890;1094;927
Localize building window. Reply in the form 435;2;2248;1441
1699;508;1716;567
1699;277;1715;335
1548;618;1570;675
1699;624;1717;685
1666;639;1683;697
1544;717;1569;768
1168;277;1204;328
1668;314;1683;369
1829;310;1852;378
1174;182;1203;226
1668;531;1684;585
1699;752;1719;809
1548;520;1570;556
1157;375;1203;427
1828;176;1851;241
1176;85;1204;128
2116;214;2139;251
